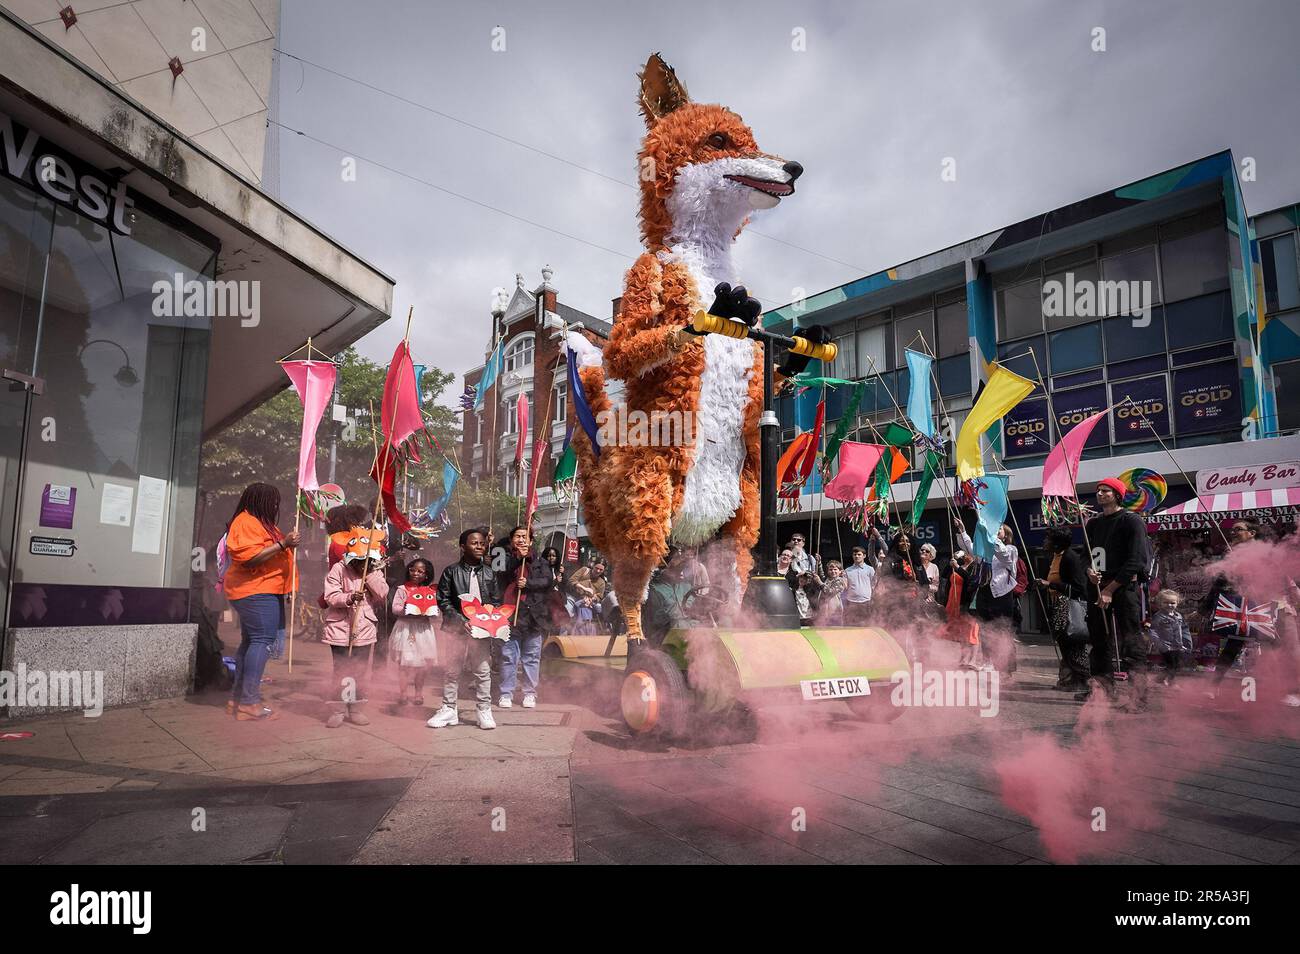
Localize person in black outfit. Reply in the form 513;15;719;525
1082;478;1152;708
1206;519;1265;699
1037;527;1090;689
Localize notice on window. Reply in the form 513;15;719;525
39;484;76;529
100;482;134;527
131;475;168;555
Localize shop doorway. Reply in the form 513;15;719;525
0;179;54;650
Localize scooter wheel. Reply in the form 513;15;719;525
621;647;690;738
846;691;904;723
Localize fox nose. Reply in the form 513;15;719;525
783;160;803;182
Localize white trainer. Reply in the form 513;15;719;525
427;706;459;728
1284;694;1300;708
522;694;536;708
498;695;512;708
477;708;496;730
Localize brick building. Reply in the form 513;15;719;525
461;268;612;549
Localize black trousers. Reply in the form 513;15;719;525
1212;637;1247;686
1086;583;1144;680
1054;633;1091;685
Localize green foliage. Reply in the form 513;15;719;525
198;347;467;546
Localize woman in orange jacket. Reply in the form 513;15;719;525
223;483;299;720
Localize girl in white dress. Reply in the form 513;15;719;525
390;558;439;705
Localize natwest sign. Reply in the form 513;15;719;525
1;109;135;234
1196;461;1300;496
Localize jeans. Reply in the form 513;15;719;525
442;632;493;711
230;594;284;706
500;628;542;696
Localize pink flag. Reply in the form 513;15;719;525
825;442;886;502
281;360;337;492
381;341;424;453
1042;409;1108;497
515;394;529;466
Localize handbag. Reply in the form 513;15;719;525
1053;595;1089;642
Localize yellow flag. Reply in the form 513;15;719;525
955;363;1035;481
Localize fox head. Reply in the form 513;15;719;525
403;585;439;616
637;53;802;251
331;526;386;566
459;596;516;640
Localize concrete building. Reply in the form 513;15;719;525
2;0;277;185
0;8;391;714
460;269;609;555
766;150;1300;564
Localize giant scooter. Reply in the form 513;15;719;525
542;309;909;738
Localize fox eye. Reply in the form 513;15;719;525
706;132;730;149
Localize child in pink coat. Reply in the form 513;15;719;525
322;555;389;728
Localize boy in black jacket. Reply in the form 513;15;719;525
428;529;501;730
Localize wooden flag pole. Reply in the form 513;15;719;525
357;308;415;655
285;335;313;674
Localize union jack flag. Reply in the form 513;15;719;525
1212;594;1277;640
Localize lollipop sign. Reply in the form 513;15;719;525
1117;467;1167;512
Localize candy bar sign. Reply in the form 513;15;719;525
1197;461;1300;496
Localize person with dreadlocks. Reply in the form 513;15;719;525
223;483;299;720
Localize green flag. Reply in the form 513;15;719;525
909;451;943;527
822;381;866;468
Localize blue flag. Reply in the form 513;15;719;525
413;364;427;405
567;347;601;458
473;340;503;412
973;473;1010;562
905;349;934;439
427;460;459;521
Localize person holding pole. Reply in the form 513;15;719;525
497;525;550;708
223;483;299;721
1082;477;1152;709
321;544;389;727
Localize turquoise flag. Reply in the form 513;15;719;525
905;349;934;439
973;473;1010;562
473;340;503;412
427;460;459;520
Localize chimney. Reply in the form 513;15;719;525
611;296;623;319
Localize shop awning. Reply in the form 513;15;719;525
1148;487;1300;529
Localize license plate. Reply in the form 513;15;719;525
800;676;870;701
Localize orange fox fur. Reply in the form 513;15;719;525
570;54;797;641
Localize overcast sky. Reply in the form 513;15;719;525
271;0;1300;405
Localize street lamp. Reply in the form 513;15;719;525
77;339;138;387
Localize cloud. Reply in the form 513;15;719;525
271;0;1300;406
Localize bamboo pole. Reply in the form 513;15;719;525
511;359;559;626
285;335;311;674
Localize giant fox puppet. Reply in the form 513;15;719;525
568;54;822;642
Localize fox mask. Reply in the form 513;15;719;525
460;596;515;640
331;526;386;565
403;585;439;616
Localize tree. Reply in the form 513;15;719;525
198;347;466;549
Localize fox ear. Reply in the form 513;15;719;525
639;52;690;126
